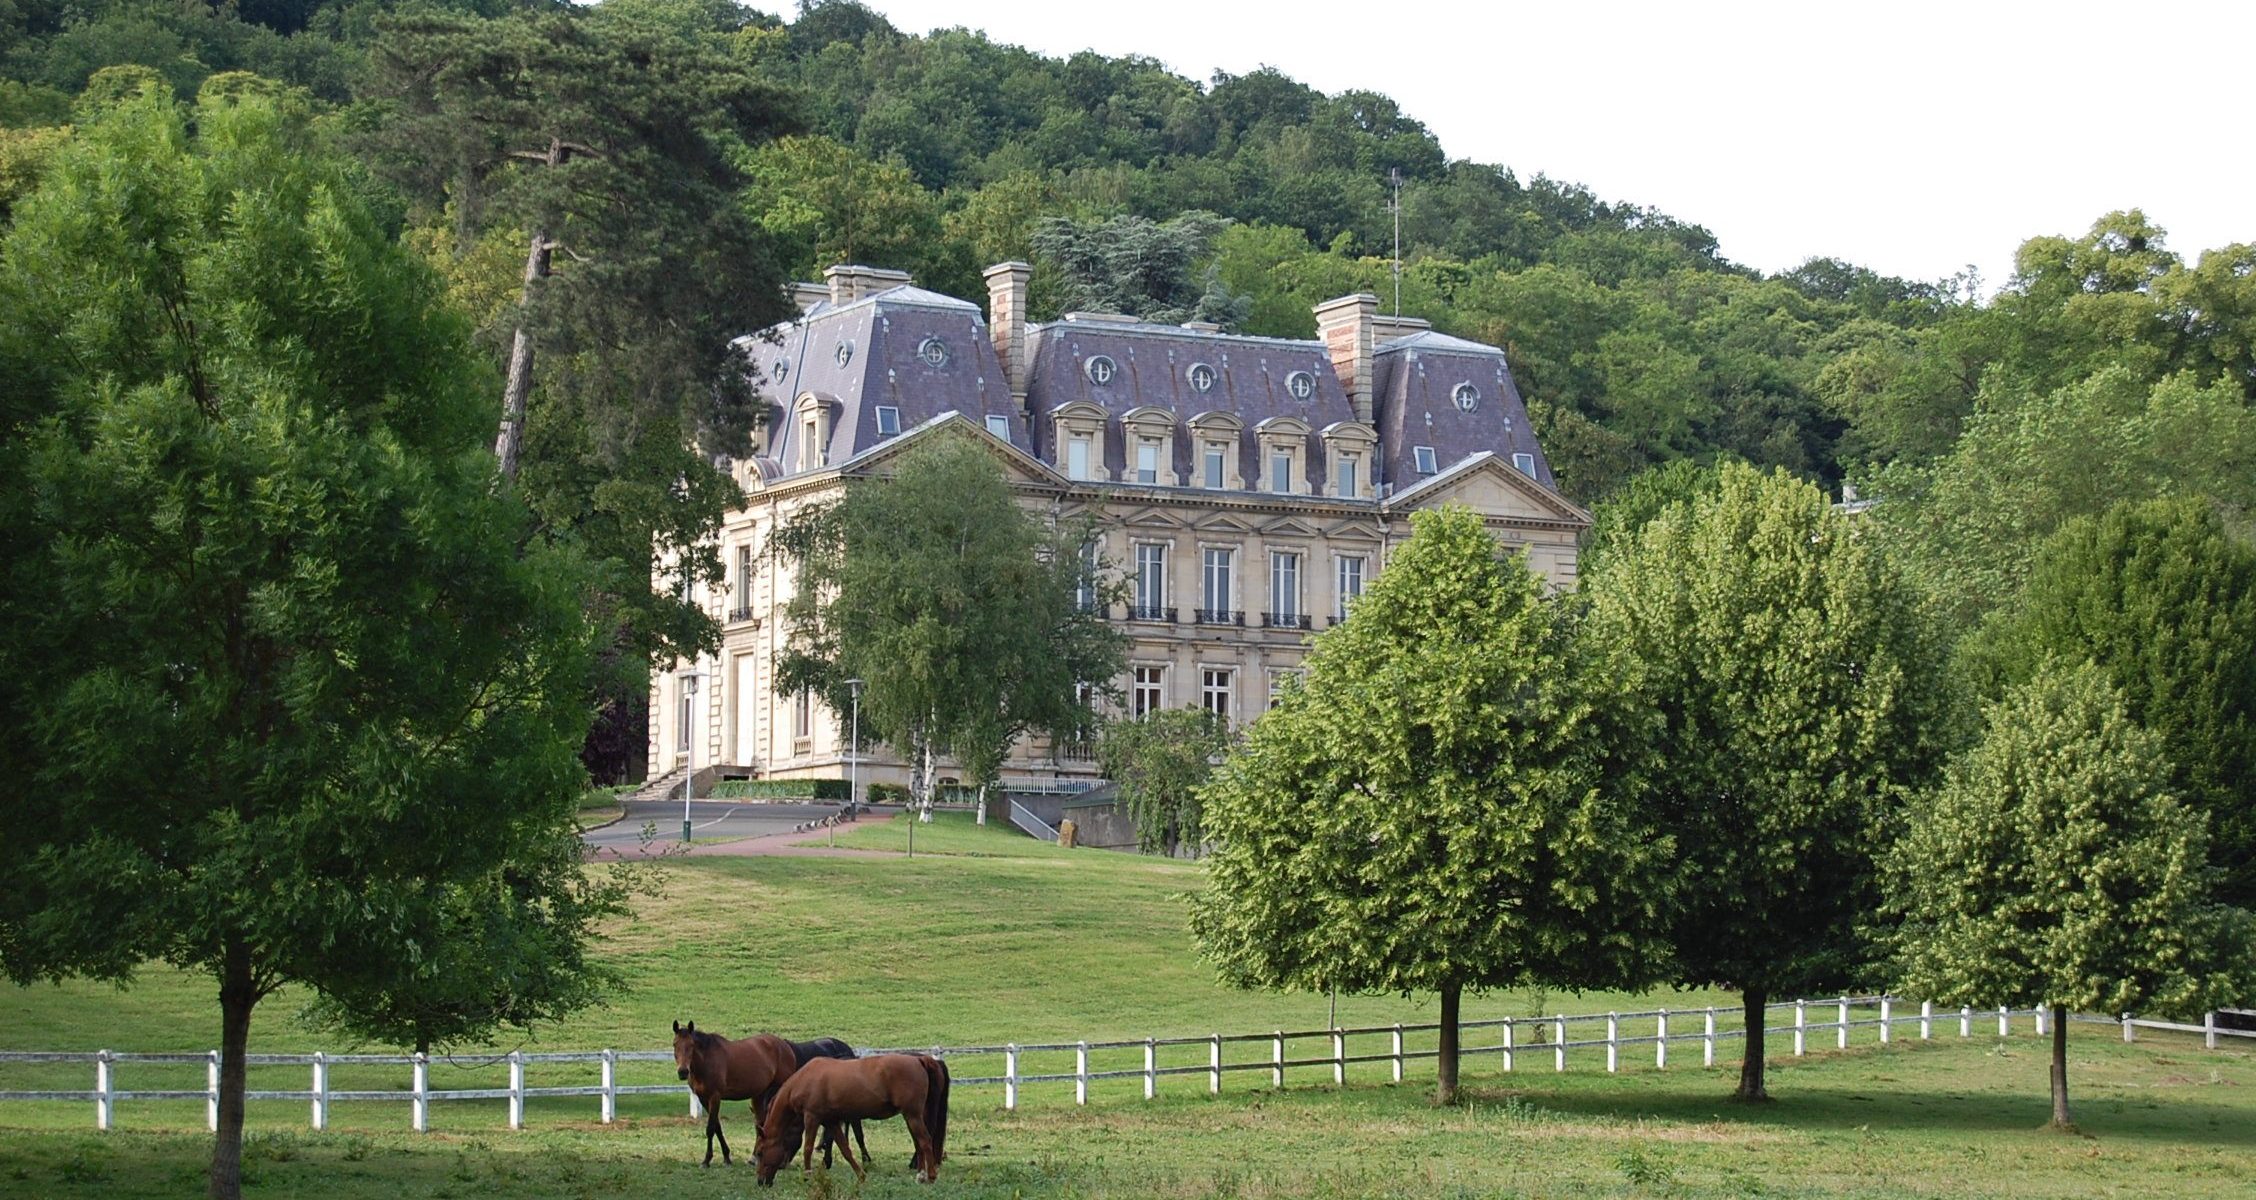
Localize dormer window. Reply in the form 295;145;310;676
986;414;1011;440
1136;439;1162;484
1413;445;1438;475
1186;410;1244;490
875;406;900;436
1051;400;1110;483
1203;442;1227;489
1512;452;1537;477
1253;415;1310;497
800;416;822;470
1336;454;1358;498
1068;436;1092;480
1320;420;1376;501
1269;450;1292;493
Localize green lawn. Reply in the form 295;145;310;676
3;811;2250;1197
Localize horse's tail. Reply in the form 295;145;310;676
920;1055;950;1166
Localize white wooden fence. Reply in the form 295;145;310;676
4;997;2246;1133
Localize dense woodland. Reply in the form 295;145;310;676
3;0;2252;764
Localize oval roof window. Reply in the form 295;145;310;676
1085;355;1119;386
1285;370;1315;400
917;336;950;367
1452;382;1479;412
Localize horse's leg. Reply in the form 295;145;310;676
700;1092;719;1167
903;1109;937;1183
799;1120;820;1175
830;1120;866;1183
851;1119;870;1171
713;1104;732;1165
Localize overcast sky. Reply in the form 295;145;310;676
858;0;2250;296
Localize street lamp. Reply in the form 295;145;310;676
680;666;705;844
841;678;863;848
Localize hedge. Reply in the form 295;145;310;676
707;778;851;801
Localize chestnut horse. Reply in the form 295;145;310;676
671;1020;798;1166
785;1037;869;1168
754;1054;951;1186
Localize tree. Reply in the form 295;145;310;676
1192;507;1671;1104
0;81;620;1200
1030;210;1250;327
1097;708;1228;856
1960;498;2256;907
775;431;1124;810
1584;462;1947;1101
1885;664;2254;1128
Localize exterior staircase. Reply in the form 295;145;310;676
627;767;687;807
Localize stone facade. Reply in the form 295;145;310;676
648;264;1591;793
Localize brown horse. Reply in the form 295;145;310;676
671;1020;799;1166
754;1053;951;1186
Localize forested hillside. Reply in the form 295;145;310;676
5;0;2251;779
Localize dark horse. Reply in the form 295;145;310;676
755;1054;951;1186
785;1037;870;1168
671;1020;798;1166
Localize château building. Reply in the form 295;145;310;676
647;262;1591;794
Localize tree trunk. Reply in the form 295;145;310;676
2049;1008;2073;1129
1736;987;1770;1102
976;781;987;825
494;138;563;482
1435;980;1461;1105
208;942;257;1200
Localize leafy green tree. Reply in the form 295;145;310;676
1885;664;2255;1128
775;431;1124;809
1580;458;1731;571
1030;210;1250;327
1960;498;2256;906
1585;463;1946;1101
1193;507;1671;1104
1098;708;1228;856
0;82;617;1200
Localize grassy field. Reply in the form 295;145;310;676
2;812;2250;1197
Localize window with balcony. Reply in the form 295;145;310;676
1132;543;1169;621
731;545;754;623
1199;548;1236;624
1268;551;1304;628
1133;666;1165;718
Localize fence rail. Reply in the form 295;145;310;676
5;998;2246;1133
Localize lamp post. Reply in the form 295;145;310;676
841;678;863;848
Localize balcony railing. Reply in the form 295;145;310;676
1194;608;1243;626
1127;604;1177;623
726;606;755;625
1263;611;1312;630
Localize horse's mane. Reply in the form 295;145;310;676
689;1028;728;1051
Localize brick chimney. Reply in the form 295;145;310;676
984;261;1032;409
825;263;912;305
1314;292;1378;423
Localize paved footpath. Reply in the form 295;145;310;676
585;799;901;861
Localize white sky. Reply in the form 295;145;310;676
858;0;2252;296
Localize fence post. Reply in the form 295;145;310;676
412;1052;429;1133
1331;1029;1345;1086
207;1051;220;1133
1702;1008;1716;1068
311;1051;328;1131
1920;1000;1932;1040
1394;1024;1406;1082
2121;1013;2135;1044
1209;1035;1221;1095
1794;1000;1806;1056
1656;1010;1669;1069
1005;1045;1019;1110
1145;1039;1158;1100
1271;1031;1284;1089
96;1050;112;1132
2207;1011;2219;1050
1997;1006;2009;1038
1960;1005;1971;1038
1075;1041;1089;1106
1837;996;1850;1050
1554;1016;1566;1073
598;1050;616;1124
1499;1019;1512;1074
1605;1012;1619;1073
508;1050;525;1130
1879;997;1891;1046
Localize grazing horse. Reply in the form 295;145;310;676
671;1020;798;1166
785;1037;869;1169
754;1054;951;1186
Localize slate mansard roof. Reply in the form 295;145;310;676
742;282;1557;497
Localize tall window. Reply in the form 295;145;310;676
1336;554;1366;621
1203;441;1227;489
1136;439;1161;484
1336;454;1359;498
1133;666;1165;718
677;676;694;752
792;688;812;741
1201;547;1233;618
1269;449;1292;493
800;416;823;471
1270;551;1301;623
735;545;753;611
1201;668;1233;725
1067;435;1091;481
1134;543;1167;617
1076;540;1101;612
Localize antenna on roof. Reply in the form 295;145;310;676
1389;167;1403;317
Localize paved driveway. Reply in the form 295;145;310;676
584;799;900;857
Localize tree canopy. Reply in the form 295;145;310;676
1097;707;1229;856
1192;507;1671;1104
0;79;619;1200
